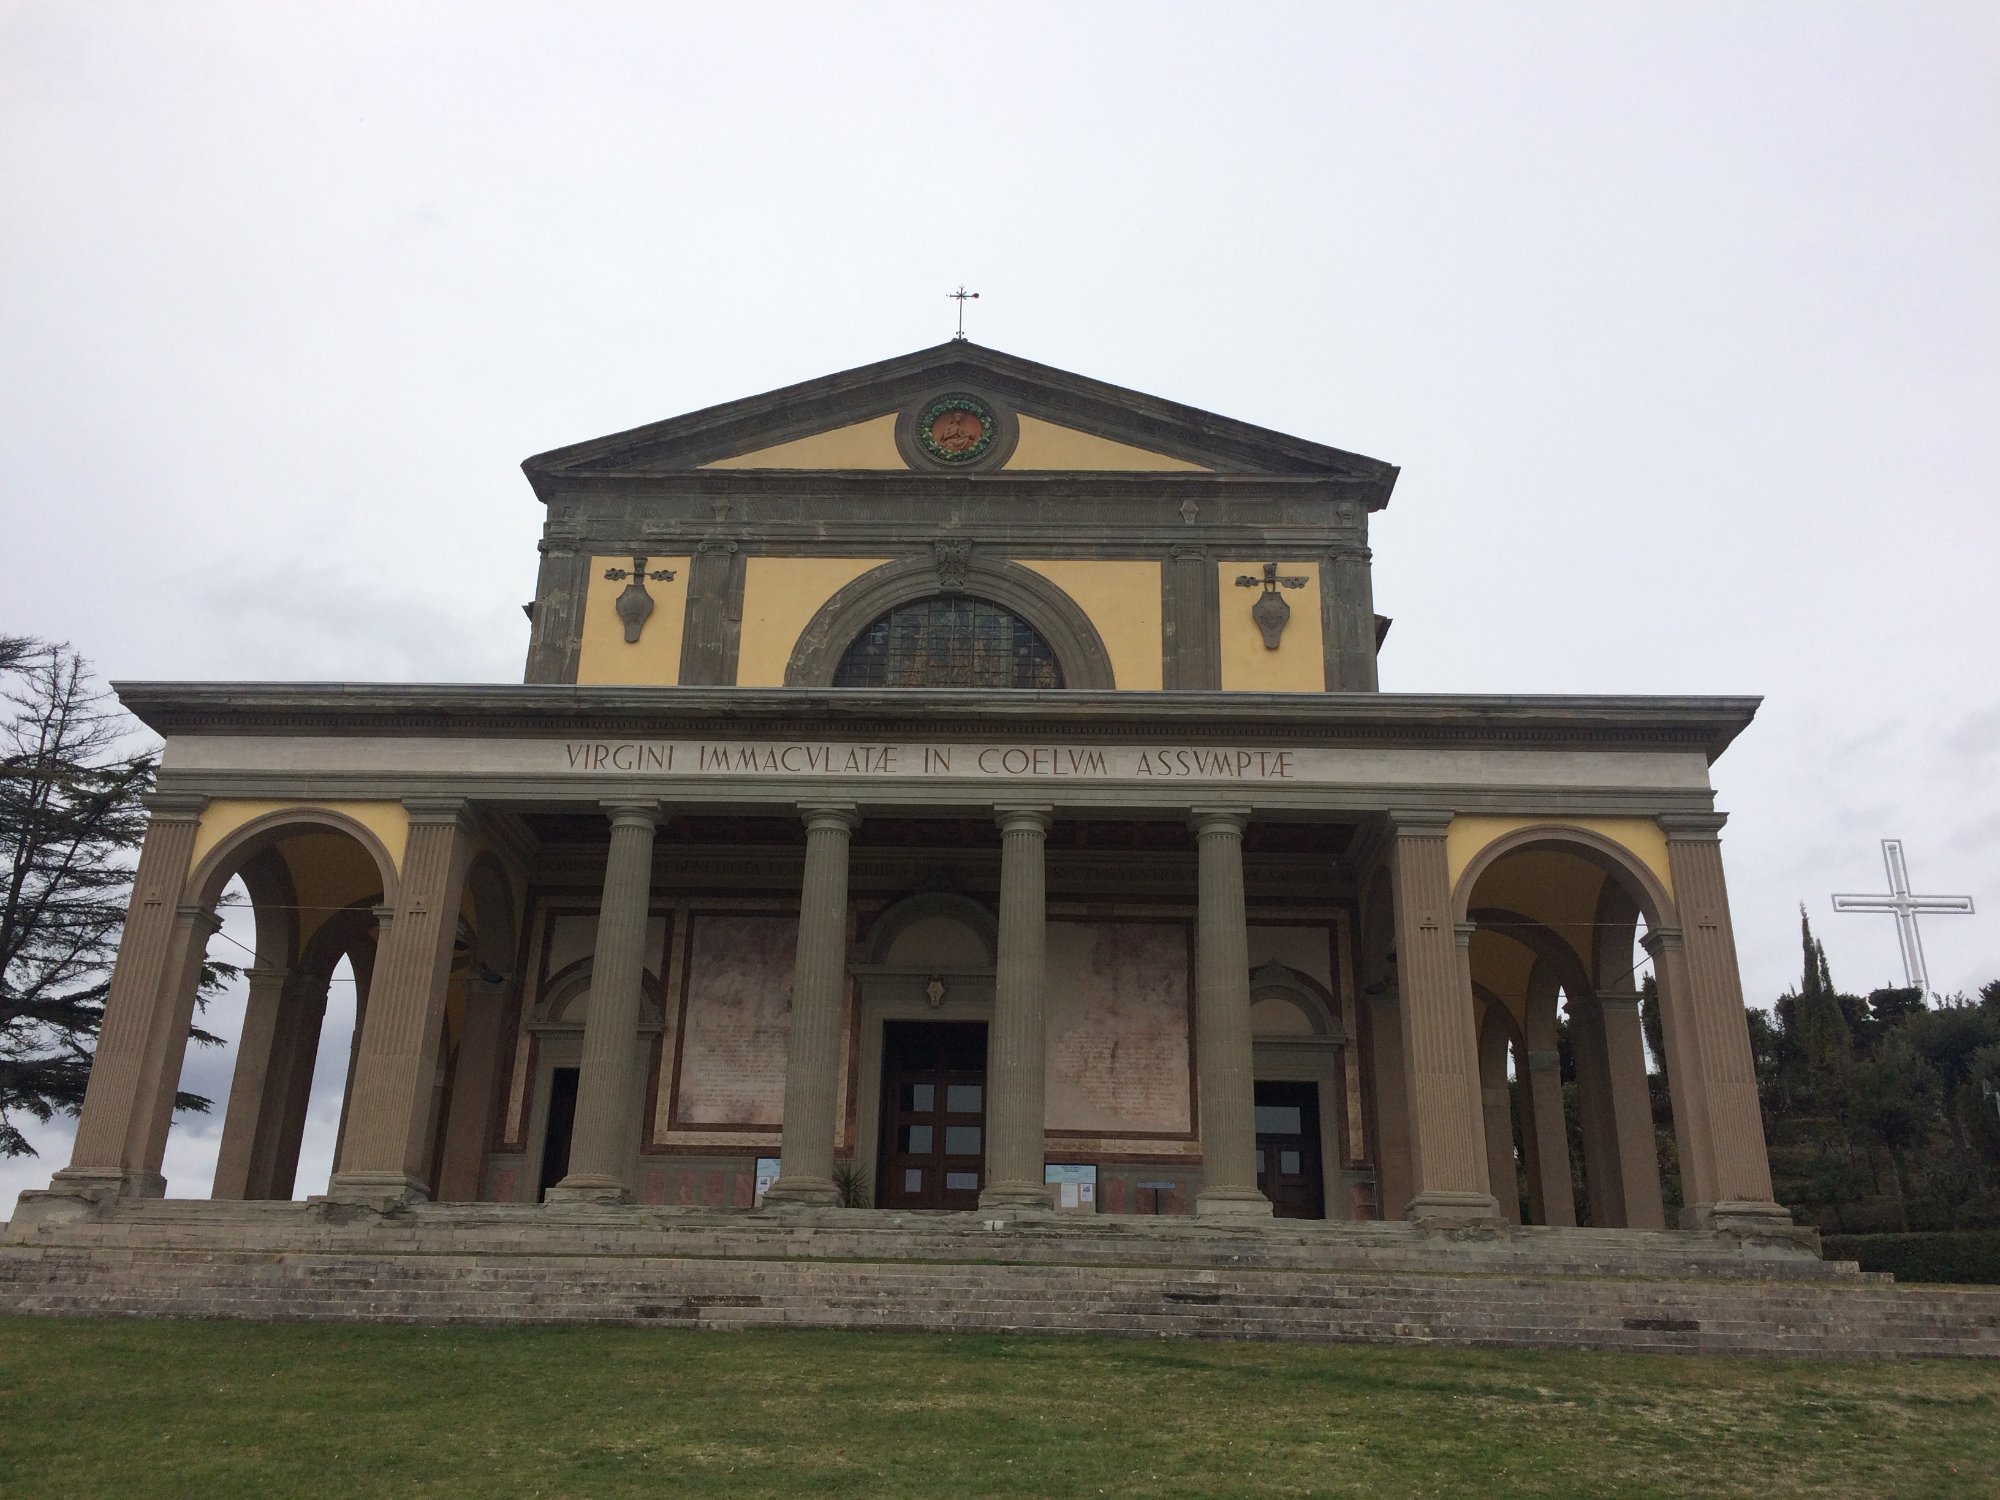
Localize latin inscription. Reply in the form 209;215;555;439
560;740;1295;781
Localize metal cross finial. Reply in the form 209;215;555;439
1831;839;1975;995
948;285;979;341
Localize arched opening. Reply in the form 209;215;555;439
1453;829;1675;1230
832;595;1064;689
1249;962;1347;1219
183;812;399;1202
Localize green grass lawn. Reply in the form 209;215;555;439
1;1317;1995;1498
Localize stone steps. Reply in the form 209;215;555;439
4;1239;1995;1358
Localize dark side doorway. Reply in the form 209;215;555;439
1254;1079;1325;1219
877;1021;987;1211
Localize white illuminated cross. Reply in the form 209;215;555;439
1832;839;1975;995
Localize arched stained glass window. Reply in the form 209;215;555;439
831;596;1065;689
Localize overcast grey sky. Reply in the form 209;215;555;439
3;3;1995;1205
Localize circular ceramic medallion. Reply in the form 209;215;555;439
916;395;996;464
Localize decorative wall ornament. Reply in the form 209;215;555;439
925;974;948;1009
1179;497;1200;525
1234;562;1309;649
916;394;997;464
603;555;678;643
933;539;971;591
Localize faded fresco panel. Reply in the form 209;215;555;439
676;913;798;1126
1046;920;1191;1135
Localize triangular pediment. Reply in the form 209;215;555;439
523;342;1397;499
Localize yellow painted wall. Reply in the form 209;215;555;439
1216;560;1324;692
576;555;691;686
1007;415;1207;471
736;556;892;686
187;800;410;885
1017;559;1162;690
693;410;1210;472
700;413;901;469
276;832;396;949
1445;816;1675;900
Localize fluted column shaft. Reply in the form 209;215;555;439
436;974;517;1203
982;806;1052;1209
763;804;858;1208
1387;812;1498;1223
1366;988;1412;1218
329;800;476;1203
1192;808;1271;1217
59;795;211;1199
1653;812;1787;1229
549;802;662;1203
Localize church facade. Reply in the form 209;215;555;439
43;343;1790;1235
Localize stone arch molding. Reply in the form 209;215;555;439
1249;960;1346;1042
531;958;665;1031
187;806;403;914
783;554;1118;689
1448;822;1677;935
861;891;999;971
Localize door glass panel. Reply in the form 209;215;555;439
946;1084;983;1112
1281;1150;1302;1175
945;1172;980;1191
1254;1105;1303;1134
905;1083;935;1111
903;1168;923;1193
944;1126;982;1155
901;1125;933;1153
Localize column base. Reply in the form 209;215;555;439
1195;1186;1274;1219
544;1173;633;1206
47;1167;164;1202
979;1181;1055;1211
758;1176;839;1209
1406;1189;1502;1228
324;1170;430;1208
1684;1199;1817;1251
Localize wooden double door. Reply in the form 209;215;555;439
877;1021;988;1211
1254;1079;1325;1219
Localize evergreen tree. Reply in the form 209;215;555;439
0;638;222;1157
1793;907;1852;1079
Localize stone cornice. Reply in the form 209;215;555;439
114;683;1760;762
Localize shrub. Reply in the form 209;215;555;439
1821;1230;2000;1284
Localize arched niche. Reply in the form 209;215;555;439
1248;960;1349;1220
861;892;998;973
782;555;1117;690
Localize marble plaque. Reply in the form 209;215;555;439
1045;920;1192;1135
675;913;798;1127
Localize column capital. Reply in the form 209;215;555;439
599;799;665;830
1188;805;1249;836
1169;543;1208;563
798;802;860;834
243;965;292;987
1596;989;1644;1014
1384;808;1454;838
1453;921;1478;948
1326;542;1373;563
994;804;1053;834
178;906;224;939
1639;925;1684;956
403;795;477;831
1657;811;1728;839
141;791;210;821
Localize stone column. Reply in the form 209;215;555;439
211;965;295;1200
1323;541;1379;691
549;802;662;1203
1365;986;1413;1219
1522;1048;1576;1227
1163;544;1221;689
763;804;859;1208
1653;812;1789;1230
1477;1020;1521;1223
435;973;517;1203
524;534;589;683
1568;996;1624;1225
58;793;212;1199
266;971;331;1199
982;806;1053;1209
1191;808;1271;1218
328;799;476;1204
1387;812;1498;1224
1599;990;1667;1230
